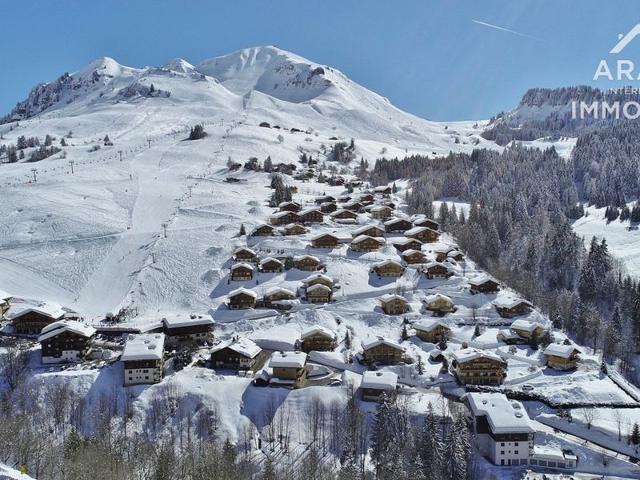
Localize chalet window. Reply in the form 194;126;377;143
145;376;149;380
514;450;518;455
500;451;504;455
129;377;132;381
500;443;505;446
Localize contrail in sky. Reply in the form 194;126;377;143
471;19;541;41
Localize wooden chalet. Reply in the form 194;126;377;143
230;263;254;281
393;237;423;252
251;224;276;237
543;343;580;370
469;276;500;294
299;207;324;224
337;194;352;203
378;294;410;315
358;193;374;204
293;254;322;271
269;351;309;386
162;315;215;347
211;338;262;371
402;249;427;264
371;260;405;277
406;226;439;243
281;223;307;236
373;185;392;196
331;209;358;221
447;250;465;262
369;205;393;219
320;202;337;214
314;195;336;205
270;211;300;226
121;334;165;386
360;371;398;401
352;224;385;238
362;337;406;364
413;319;450;343
343;201;364;212
298;325;337;352
412;217;439;231
301;273;335;290
384;217;413;233
9;304;66;335
263;287;297;310
38;320;95;364
452;348;507;385
423;262;453;279
227;288;258;310
433;246;455;262
422;293;456;316
508;319;544;342
306;284;332;303
494;298;533;318
233;247;258;263
278;201;302;212
310;232;340;248
259;257;284;273
350;235;384;252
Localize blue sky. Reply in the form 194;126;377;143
1;0;640;120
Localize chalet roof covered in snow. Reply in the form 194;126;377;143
413;318;449;333
405;226;434;236
466;392;534;434
360;370;398;390
121;333;165;361
299;207;321;215
162;315;215;329
351;234;383;245
270;351;307;368
231;262;254;271
469;275;498;287
452;347;503;364
301;273;334;285
38;320;96;342
372;259;403;268
259;256;283;266
544;343;580;358
310;232;339;241
494;297;532;309
393;237;421;245
293;254;320;262
233;246;256;256
353;224;384;236
228;287;258;298
7;303;66;321
378;294;408;304
211;338;261;359
306;283;332;293
301;325;335;340
265;286;295;297
384;217;410;226
509;319;541;334
362;336;405;351
423;293;453;305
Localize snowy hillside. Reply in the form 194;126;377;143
0;46;492;319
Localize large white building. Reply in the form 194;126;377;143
466;392;534;466
121;333;165;386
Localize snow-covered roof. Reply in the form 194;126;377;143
299;207;321;215
452;347;503;364
212;338;261;359
259;256;283;266
270;351;307;368
405;226;430;236
447;250;464;258
121;334;165;361
162;315;215;329
384;217;410;226
360;370;398;390
432;245;455;254
413;318;450;333
466;393;534;434
402;249;424;257
372;259;403;268
0;289;11;301
469;274;498;286
38;320;96;342
301;273;334;285
231;262;254;271
330;209;356;217
351;234;383;244
423;293;453;305
494;297;532;309
424;261;451;270
544;343;580;358
378;294;408;304
7;303;66;321
306;284;332;293
265;286;295;297
362;336;405;351
310;232;338;241
301;325;336;340
353;224;384;235
393;237;421;245
373;185;391;192
228;287;258;298
278;201;300;208
509;319;541;334
293;254;320;262
271;211;297;219
531;445;566;462
370;205;392;212
233;246;256;256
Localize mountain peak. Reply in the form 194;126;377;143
162;57;195;74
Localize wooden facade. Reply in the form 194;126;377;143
320;202;337;214
299;209;324;224
393;238;423;252
259;258;284;273
299;328;337;353
306;284;332;303
414;322;450;343
407;227;439;243
402;249;427;264
294;255;322;271
424;263;453;279
211;340;262;371
495;301;533;318
227;289;257;309
413;218;439;230
39;324;94;364
12;309;65;335
270;211;300;226
331;209;358;221
362;339;405;364
379;295;410;315
251;224;276;237
453;351;507;386
351;236;383;252
279;201;302;212
352;225;385;238
470;279;500;294
230;263;254;281
233;247;258;263
370;206;393;219
282;223;307;236
384;218;413;233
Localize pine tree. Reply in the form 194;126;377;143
239;224;246;236
631;422;640;445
